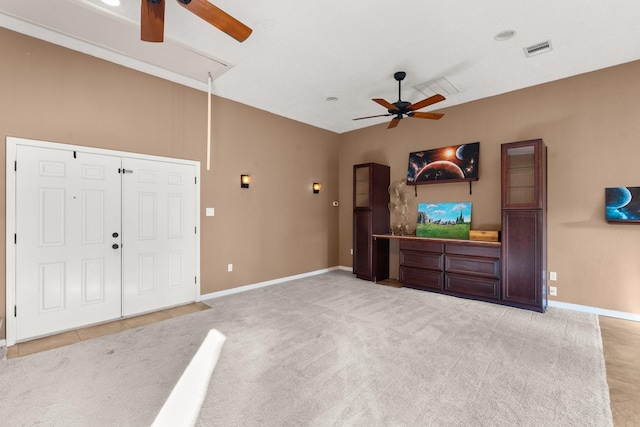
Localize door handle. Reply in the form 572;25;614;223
112;232;119;238
112;244;119;249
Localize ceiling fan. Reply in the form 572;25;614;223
354;71;445;129
141;0;252;43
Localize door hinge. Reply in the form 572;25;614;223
195;276;197;284
14;234;17;244
14;305;17;317
194;177;197;184
73;151;77;159
14;160;17;171
195;226;197;234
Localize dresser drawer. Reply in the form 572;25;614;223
399;239;444;253
445;255;500;278
400;250;444;271
445;274;500;299
445;243;501;259
400;266;444;290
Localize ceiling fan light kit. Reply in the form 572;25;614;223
354;71;446;129
141;0;253;43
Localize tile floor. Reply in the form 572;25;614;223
5;302;210;359
599;315;640;426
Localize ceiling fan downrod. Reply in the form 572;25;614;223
394;71;406;102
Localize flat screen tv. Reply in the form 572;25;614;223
417;202;472;239
407;142;479;185
605;186;640;223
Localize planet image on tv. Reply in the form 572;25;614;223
415;160;464;181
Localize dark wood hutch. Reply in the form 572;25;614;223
356;139;547;313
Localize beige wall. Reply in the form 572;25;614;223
0;28;340;339
3;27;640;340
339;60;640;316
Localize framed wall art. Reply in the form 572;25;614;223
407;142;479;186
605;186;640;223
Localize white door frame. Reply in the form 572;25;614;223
5;136;201;346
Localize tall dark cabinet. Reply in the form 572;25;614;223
353;163;390;282
501;139;547;312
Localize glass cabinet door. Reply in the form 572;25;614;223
501;140;544;209
354;165;371;208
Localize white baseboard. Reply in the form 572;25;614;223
199;268;639;323
548;300;640;322
200;267;344;301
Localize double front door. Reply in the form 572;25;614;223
14;144;198;341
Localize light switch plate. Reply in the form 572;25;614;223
206;208;215;217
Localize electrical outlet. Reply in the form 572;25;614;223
549;271;557;281
549;286;557;296
227;263;233;272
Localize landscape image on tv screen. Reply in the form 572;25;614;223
605;186;640;223
417;202;472;239
407;142;479;185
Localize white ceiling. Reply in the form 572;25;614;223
2;0;640;134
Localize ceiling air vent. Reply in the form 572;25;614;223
524;40;552;57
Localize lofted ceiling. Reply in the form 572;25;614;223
2;1;640;134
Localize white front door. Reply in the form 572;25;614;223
9;139;200;344
121;158;197;316
15;146;122;340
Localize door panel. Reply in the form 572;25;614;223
16;146;122;340
13;142;198;341
122;158;196;316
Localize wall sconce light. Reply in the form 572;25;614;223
241;174;251;188
313;182;321;194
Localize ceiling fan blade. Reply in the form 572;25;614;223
353;113;392;121
372;98;397;111
408;94;445;111
410;112;445;120
177;0;252;42
141;0;165;42
387;117;401;129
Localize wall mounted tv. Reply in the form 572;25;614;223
605;186;640;223
407;142;479;186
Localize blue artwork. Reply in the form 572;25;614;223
605;187;640;223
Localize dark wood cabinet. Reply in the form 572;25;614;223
501;139;547;312
353;163;390;281
399;238;501;302
399;240;444;291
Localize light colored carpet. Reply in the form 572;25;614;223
0;270;611;426
152;329;226;427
